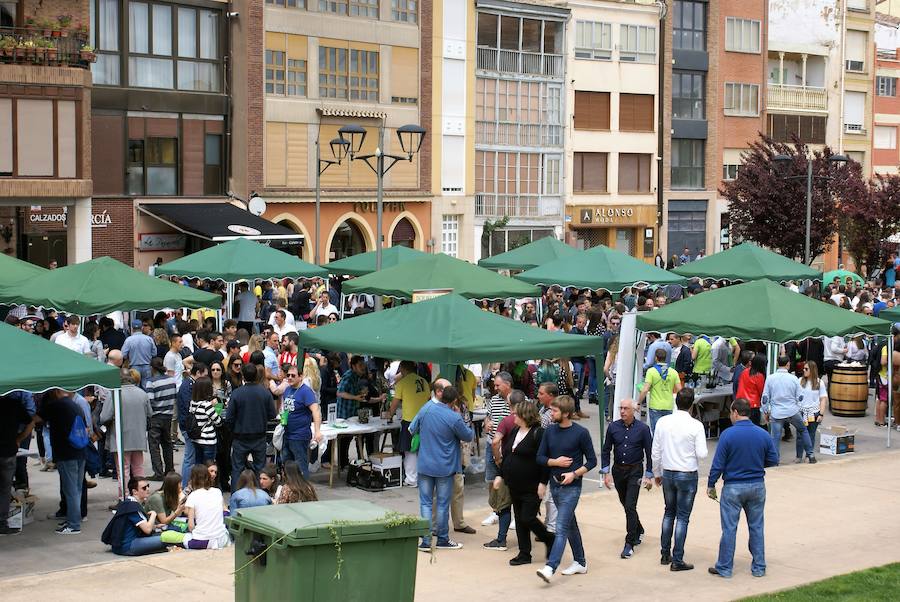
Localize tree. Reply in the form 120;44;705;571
720;135;866;264
841;172;900;276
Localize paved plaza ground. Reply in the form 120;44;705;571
2;398;898;600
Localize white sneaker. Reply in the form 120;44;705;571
561;562;587;576
536;565;554;583
481;512;499;526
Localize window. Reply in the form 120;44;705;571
266;0;305;6
671;139;704;189
287;58;307;96
319;0;349;14
847;0;868;10
128;2;173;89
573;153;608;193
844;91;866;133
574;20;612;59
349;49;379;101
545;156;561;194
441;215;459;257
126;140;145;194
619;25;656;63
574;91;610;130
673;0;705;51
265;50;285;94
391;0;417;23
767;114;827;144
846;30;867;72
127;137;178;195
619;93;654;131
618;153;651;193
350;0;378;18
875;125;897;149
204;134;223;195
673;71;704;120
725;17;760;53
722;164;740;180
724;83;759;116
878;76;897;97
176;7;220;91
477;13;498;47
91;0;121;85
319;46;348;99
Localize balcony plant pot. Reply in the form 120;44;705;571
80;50;96;63
47;47;57;62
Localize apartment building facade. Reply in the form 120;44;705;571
0;0;93;267
228;0;431;264
873;11;900;175
565;0;660;262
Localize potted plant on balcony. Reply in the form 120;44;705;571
1;37;15;59
50;19;62;38
25;16;36;31
40;19;53;38
57;14;72;37
22;39;36;60
80;44;96;63
76;24;89;42
45;40;58;63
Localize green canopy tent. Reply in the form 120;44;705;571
516;244;684;291
0;254;46;290
671;242;821;283
155;238;327;318
878;306;900;323
635;279;894;447
0;256;221;315
341;253;540;301
0;322;130;498
823;269;865;286
324;246;430;276
478;237;578;271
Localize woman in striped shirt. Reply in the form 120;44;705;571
189;377;222;463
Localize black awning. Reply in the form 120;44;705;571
139;203;303;242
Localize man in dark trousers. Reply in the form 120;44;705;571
601;398;654;560
225;363;276;489
707;398;779;578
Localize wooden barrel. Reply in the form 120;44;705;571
829;365;869;417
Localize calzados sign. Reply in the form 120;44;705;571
30;209;113;228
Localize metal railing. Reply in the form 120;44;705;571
475;193;561;217
845;123;866;134
476;47;564;78
0;26;92;69
767;84;827;112
475;121;564;147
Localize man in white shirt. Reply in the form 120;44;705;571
823;335;847;382
310;291;338;320
271;310;298;338
235;282;259;333
267;300;296;328
55;315;92;355
651;388;708;572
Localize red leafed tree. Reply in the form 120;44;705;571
721;135;866;264
841;172;900;275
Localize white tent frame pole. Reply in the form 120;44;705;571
340;292;346;320
226;282;235;320
113;388;126;500
888;336;893;449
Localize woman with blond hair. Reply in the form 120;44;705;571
798;361;827;462
241;334;264;364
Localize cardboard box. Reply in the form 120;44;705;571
370;452;402;489
7;495;36;530
819;426;856;456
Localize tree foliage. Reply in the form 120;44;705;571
842;172;900;274
721;135;867;264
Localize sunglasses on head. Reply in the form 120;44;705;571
140;484;150;490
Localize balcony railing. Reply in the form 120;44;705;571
475;121;564;147
475;193;561;218
767;84;827;112
476;47;564;78
0;26;94;69
845;123;866;134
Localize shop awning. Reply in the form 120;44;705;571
138;203;303;242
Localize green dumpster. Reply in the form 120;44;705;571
228;500;430;602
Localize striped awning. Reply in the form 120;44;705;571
317;107;387;119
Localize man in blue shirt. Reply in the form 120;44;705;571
601;398;654;560
761;355;814;464
121;320;155;388
643;332;672;371
410;379;473;551
707;398;779;578
536;395;597;583
280;366;323;478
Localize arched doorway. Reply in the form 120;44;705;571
329;219;367;259
273;216;310;262
390;217;416;248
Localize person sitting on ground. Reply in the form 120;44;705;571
274;460;318;504
259;463;279;497
144;471;185;526
183;464;229;550
229;469;273;515
102;476;168;556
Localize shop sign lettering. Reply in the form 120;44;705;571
354;201;406;213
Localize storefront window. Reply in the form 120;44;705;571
330;219;367;259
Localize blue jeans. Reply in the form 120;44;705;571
180;429;196;488
548;481;585;571
769;413;813;461
57;458;85;531
43;427;53;462
715;481;766;577
572;360;585;409
231;437;267;491
484;446;500;482
418;474;453;546
587;357;598;398
496;506;511;544
660;470;698;563
649;408;672;434
193;442;216;463
124;535;167;556
283;438;311;478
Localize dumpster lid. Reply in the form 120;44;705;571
228;500;428;546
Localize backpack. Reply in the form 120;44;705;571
68;414;90;450
185;404;203;441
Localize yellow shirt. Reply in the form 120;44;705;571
190;308;218;322
395;372;430;422
438;368;478;411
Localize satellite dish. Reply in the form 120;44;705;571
248;196;267;216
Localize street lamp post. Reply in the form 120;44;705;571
314;137;350;265
774;153;849;265
339;123;425;307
